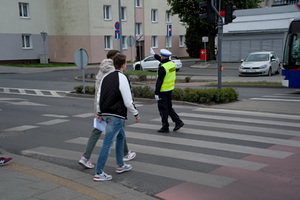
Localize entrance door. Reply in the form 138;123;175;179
136;41;144;61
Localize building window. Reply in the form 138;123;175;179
136;23;143;35
22;34;32;49
179;35;185;47
121;7;127;21
103;5;111;20
152;36;158;48
104;36;112;49
135;0;142;7
19;3;30;18
166;11;172;23
151;9;158;22
122;36;127;49
166;36;172;48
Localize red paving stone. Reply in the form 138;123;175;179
156;138;300;200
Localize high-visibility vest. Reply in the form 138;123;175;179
158;61;176;92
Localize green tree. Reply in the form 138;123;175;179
167;0;263;59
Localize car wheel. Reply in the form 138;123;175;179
176;69;179;72
135;64;142;70
268;68;272;76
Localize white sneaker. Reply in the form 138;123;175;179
79;156;95;169
94;172;112;181
123;151;136;161
116;163;132;173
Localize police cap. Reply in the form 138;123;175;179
160;49;172;57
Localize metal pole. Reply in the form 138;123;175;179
43;39;46;67
118;0;123;53
204;42;206;65
217;0;222;89
130;35;133;68
80;50;85;93
139;40;141;65
217;20;223;89
210;0;223;89
134;0;136;61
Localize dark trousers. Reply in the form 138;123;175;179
157;91;182;129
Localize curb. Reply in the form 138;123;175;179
0;149;157;200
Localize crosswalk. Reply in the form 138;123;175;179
251;90;300;102
20;106;300;190
0;87;69;97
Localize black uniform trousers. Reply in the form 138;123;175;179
157;90;182;129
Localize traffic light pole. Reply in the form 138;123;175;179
211;0;223;89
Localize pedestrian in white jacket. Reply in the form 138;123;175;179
79;50;136;169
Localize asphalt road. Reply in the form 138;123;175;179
1;63;300;199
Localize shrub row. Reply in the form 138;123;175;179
172;87;238;104
74;85;95;95
74;85;239;104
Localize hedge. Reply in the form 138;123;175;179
74;85;238;104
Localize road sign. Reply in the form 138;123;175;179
127;36;135;47
167;25;172;36
74;48;88;69
200;49;207;61
202;36;209;43
40;31;47;42
137;34;144;41
74;48;88;93
115;30;120;39
114;21;120;30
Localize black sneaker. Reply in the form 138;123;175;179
173;122;184;131
157;128;169;133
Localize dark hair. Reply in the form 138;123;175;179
106;50;120;59
113;54;126;70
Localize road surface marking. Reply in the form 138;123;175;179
22;147;236;188
3;125;39;132
37;119;69;126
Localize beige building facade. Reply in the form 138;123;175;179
0;0;188;64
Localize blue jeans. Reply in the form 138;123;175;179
95;115;125;174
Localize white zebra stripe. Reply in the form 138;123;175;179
66;137;267;171
193;107;300;120
3;125;39;132
21;146;236;188
37;119;69;126
149;119;300;146
178;112;300;128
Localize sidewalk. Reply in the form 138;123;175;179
0;150;157;200
0;65;98;74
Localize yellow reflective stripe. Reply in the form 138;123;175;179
164;79;175;84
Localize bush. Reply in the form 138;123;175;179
172;88;185;101
74;85;95;94
74;84;239;104
132;86;238;104
132;85;154;98
74;85;83;93
85;86;95;94
185;77;191;83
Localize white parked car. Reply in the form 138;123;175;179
133;55;182;71
239;51;280;76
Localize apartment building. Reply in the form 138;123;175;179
0;0;187;64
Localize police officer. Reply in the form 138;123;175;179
153;49;184;133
